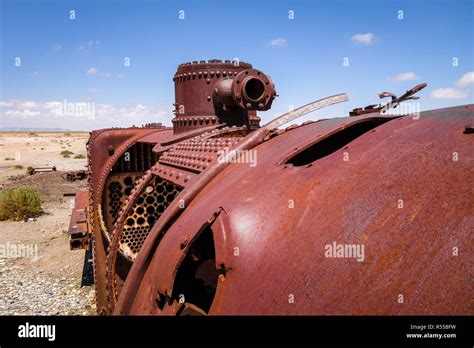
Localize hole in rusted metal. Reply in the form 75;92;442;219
171;226;217;314
285;119;392;167
156;293;166;310
70;240;83;249
243;77;265;102
124;176;133;185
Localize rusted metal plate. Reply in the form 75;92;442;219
116;104;473;315
27;166;57;175
350;83;427;116
86;127;170;313
152;126;249;187
68;191;89;250
159;136;244;174
172;60;269;133
105;125;254;311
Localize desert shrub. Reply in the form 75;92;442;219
14;165;24;169
28;132;38;136
4;157;14;161
74;154;85;159
60;150;74;158
0;187;42;221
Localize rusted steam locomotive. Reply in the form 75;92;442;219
68;59;473;315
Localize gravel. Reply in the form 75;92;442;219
0;259;96;315
0;169;94;316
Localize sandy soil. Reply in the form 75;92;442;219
0;133;95;315
0;132;89;181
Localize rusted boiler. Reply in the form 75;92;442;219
68;59;473;316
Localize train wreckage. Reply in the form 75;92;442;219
68;59;473;315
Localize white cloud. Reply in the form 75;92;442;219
87;67;98;76
456;72;474;87
390;72;418;81
352;33;376;45
0;101;13;107
4;110;41;117
87;67;113;78
1;100;42;110
268;38;288;47
2;99;59;116
20;101;39;109
430;88;469;99
44;101;63;109
429;72;474;100
0;99;171;129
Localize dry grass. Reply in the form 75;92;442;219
0;187;42;221
60;150;74;158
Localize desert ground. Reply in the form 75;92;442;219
0;132;96;315
0;132;88;180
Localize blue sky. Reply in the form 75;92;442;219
1;0;473;130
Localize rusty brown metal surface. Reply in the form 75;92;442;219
350;83;427;116
172;59;275;133
27;166;57;175
86;126;170;313
113;93;351;313
62;170;87;182
76;58;473;316
105;125;255;310
67;191;89;250
115;104;473;315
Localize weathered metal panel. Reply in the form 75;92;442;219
117;104;473;315
68;191;89;250
76;57;472;316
